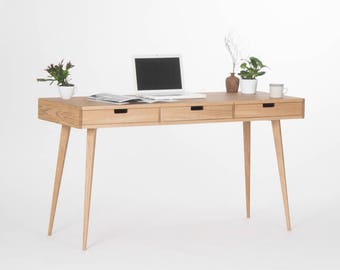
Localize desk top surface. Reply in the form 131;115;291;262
39;92;304;110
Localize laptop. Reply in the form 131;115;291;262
134;55;206;100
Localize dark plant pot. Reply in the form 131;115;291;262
225;73;239;93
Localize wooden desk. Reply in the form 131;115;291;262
38;92;305;250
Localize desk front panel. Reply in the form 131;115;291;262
83;108;159;126
38;92;305;128
160;104;233;122
235;101;304;119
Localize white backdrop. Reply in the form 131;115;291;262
1;0;340;269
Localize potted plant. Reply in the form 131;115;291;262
238;57;266;94
37;60;75;99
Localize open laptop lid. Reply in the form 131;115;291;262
134;55;184;95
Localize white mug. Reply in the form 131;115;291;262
269;83;287;98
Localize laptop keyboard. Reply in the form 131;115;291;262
143;93;207;100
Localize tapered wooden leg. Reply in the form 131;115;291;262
83;129;97;250
243;121;251;218
272;120;291;230
48;125;71;236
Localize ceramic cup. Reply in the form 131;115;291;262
269;83;287;98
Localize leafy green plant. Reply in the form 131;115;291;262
37;60;75;86
238;57;266;79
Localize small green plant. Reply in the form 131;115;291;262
238;57;266;79
37;60;75;86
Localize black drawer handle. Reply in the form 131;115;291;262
114;108;128;114
262;103;275;108
191;106;204;111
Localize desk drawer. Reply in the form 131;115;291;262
235;102;303;119
161;105;233;122
83;108;159;126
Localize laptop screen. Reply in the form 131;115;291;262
135;57;182;91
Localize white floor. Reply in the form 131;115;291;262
1;121;339;269
1;177;339;269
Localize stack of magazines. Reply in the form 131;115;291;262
88;93;157;104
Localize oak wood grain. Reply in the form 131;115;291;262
272;120;292;231
83;108;159;126
243;121;251;218
235;102;303;119
83;129;97;250
48;125;70;236
161;105;233;122
38;92;305;128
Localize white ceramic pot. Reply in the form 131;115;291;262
240;79;258;94
58;86;75;99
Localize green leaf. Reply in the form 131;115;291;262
249;57;258;68
238;71;246;79
238;56;267;79
37;59;75;86
66;61;74;70
240;63;247;69
37;78;54;82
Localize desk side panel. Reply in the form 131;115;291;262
38;99;82;128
